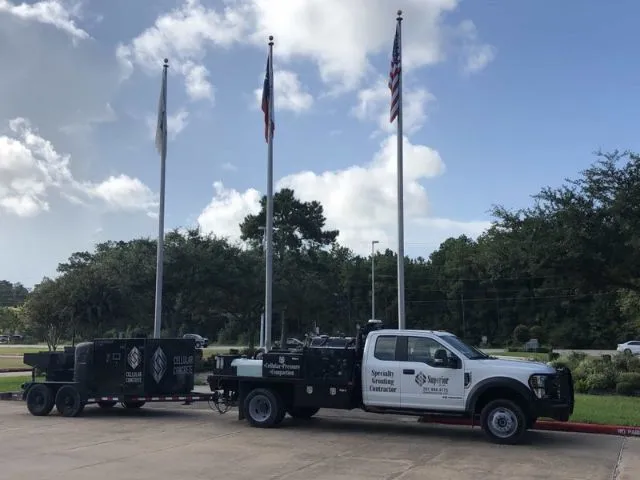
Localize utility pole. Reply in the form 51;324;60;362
371;240;379;320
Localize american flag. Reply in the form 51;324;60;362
388;23;401;124
261;54;275;142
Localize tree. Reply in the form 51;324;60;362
22;278;74;350
240;188;339;253
513;325;530;344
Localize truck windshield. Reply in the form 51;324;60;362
438;335;490;360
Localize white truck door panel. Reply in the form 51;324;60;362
400;336;465;411
362;334;401;407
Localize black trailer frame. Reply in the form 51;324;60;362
21;379;218;418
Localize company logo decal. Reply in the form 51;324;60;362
151;346;167;383
128;346;141;370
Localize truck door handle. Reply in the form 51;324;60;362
403;369;415;375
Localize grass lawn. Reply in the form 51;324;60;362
0;375;30;392
568;394;640;427
0;357;29;369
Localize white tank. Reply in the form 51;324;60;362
231;358;263;377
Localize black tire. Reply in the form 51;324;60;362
122;400;146;409
55;386;85;417
625;348;632;355
480;399;527;445
26;384;55;416
196;342;202;349
97;401;117;409
288;407;319;419
243;388;285;428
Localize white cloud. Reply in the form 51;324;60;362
182;61;214;101
197;181;262;239
221;162;237;172
83;174;158;217
253;69;314;113
0;0;90;41
457;20;496;74
197;134;491;255
119;0;495;98
352;77;435;135
0;117;157;218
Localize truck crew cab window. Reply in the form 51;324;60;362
374;336;397;361
407;336;456;367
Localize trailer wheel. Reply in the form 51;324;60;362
244;388;284;428
55;386;85;418
122;400;145;409
97;401;117;409
287;407;319;419
480;399;527;445
26;384;55;416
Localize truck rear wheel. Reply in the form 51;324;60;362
55;386;85;417
26;384;54;416
288;407;319;419
244;388;284;428
480;399;527;445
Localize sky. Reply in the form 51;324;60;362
1;0;639;288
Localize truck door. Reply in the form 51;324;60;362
399;336;465;411
362;334;401;407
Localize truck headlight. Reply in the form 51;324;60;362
529;374;547;399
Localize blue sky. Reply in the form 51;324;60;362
0;0;638;287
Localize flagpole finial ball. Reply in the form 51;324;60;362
397;9;402;16
163;58;168;65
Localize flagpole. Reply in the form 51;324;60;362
264;36;275;351
395;11;406;330
153;58;169;339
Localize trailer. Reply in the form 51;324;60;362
21;337;217;417
207;320;574;445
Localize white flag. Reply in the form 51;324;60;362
155;65;167;156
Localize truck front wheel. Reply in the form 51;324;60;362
244;388;284;428
480;399;527;445
288;407;319;419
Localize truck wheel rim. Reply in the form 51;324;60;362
33;392;45;408
488;407;518;438
248;395;272;422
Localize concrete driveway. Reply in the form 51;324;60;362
0;401;637;480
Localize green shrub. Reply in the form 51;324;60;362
626;356;640;373
616;382;636;396
566;351;588;369
585;372;617;391
574;379;589;393
618;372;640;389
548;359;571;370
548;352;560;361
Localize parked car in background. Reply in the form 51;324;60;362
617;340;640;355
183;333;209;349
0;335;8;344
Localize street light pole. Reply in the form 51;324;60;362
371;240;379;320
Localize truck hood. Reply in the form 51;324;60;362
474;357;556;374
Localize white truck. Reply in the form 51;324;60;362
207;320;574;445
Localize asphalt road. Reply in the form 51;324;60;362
0;401;637;480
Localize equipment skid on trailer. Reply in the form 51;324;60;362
21;337;216;417
207;320;575;445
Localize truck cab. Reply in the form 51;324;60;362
207;323;574;445
360;329;574;442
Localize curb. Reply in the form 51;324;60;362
0;391;22;401
417;415;640;437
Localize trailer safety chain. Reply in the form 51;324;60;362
208;394;233;414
